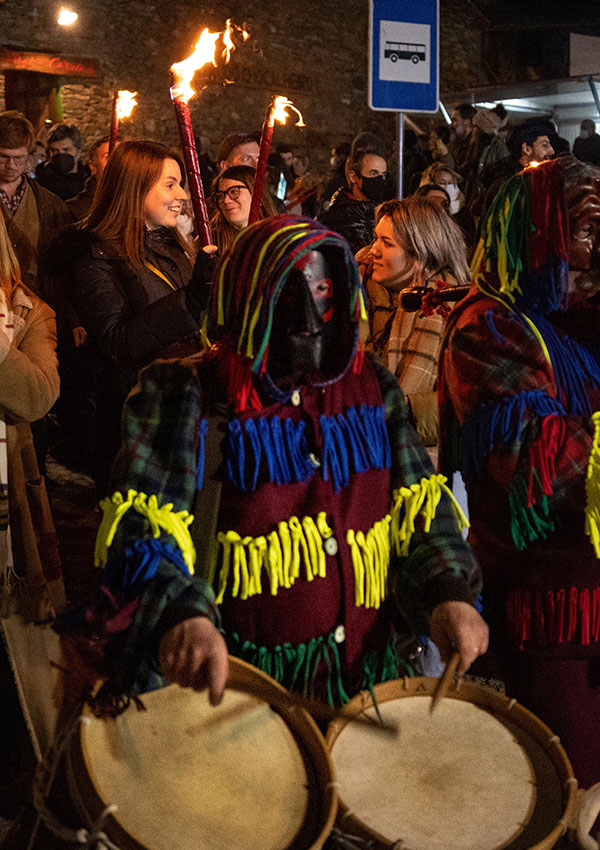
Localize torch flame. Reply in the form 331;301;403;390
116;90;138;121
528;160;541;168
171;20;250;103
270;96;305;128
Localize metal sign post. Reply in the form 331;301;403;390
369;0;439;198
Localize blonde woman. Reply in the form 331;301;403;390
362;197;470;447
0;213;65;767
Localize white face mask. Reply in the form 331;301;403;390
444;183;461;214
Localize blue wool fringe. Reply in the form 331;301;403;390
227;419;246;490
196;419;208;490
227;415;317;491
530;312;600;417
460;389;565;482
518;257;569;315
485;310;507;345
321;404;391;492
104;538;189;595
244;419;262;491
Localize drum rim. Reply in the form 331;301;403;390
68;656;338;850
326;676;577;850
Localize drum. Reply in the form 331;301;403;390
65;657;337;850
326;676;577;850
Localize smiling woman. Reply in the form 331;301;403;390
46;140;212;494
210;165;278;254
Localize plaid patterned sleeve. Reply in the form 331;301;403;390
440;300;592;511
368;353;481;631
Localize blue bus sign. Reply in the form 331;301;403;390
369;0;439;113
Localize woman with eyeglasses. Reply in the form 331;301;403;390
47;140;212;495
210;165;278;254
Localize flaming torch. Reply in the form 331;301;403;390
109;90;138;153
170;20;249;247
248;96;305;225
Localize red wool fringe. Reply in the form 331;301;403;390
527;415;566;506
507;586;600;649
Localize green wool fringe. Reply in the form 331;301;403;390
508;474;555;550
228;630;410;707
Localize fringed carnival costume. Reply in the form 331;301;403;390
438;157;600;785
59;216;480;711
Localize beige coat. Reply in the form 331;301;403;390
0;288;66;760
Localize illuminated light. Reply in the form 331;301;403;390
170;20;250;103
57;7;78;25
270;96;305;128
528;160;542;168
116;90;137;120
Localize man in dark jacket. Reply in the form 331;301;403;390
36;123;89;201
573;119;600;167
318;146;387;254
66;136;110;222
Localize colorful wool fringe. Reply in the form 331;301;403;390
460;390;565;483
586;412;600;557
507;586;600;650
228;629;406;707
473;159;569;315
95;490;195;575
212;512;334;603
390;474;469;558
347;517;391;609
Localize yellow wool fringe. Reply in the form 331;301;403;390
213;512;333;603
95;489;196;574
390;474;469;558
585;412;600;557
346;516;391;609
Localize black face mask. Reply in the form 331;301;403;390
267;251;335;386
360;174;386;203
50;153;75;174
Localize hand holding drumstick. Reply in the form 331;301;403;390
429;600;489;675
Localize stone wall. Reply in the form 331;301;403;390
1;0;491;171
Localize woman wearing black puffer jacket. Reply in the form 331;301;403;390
47;140;214;495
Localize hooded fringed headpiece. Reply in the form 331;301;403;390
208;215;366;372
472;158;570;315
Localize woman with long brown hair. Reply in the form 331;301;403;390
210;165;277;254
362;197;470;450
49;140;211;493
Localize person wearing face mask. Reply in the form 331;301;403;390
46;140;212;496
419;163;477;257
439;157;600;788
210;165;278;254
361;197;470;451
35;123;90;202
54;215;486;768
318;143;388;254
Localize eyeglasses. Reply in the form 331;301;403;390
212;184;250;204
0;154;28;167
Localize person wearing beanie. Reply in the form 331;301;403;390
461;109;508;213
217;130;261;172
439;156;600;788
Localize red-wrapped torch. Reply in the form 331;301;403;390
109;90;137;153
248;96;305;225
170;20;248;247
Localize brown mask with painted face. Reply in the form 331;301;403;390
267;249;337;387
566;175;600;302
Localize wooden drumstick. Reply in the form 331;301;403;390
430;650;461;714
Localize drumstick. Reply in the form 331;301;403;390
430;651;461;714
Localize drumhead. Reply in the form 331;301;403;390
327;677;576;850
68;657;336;850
